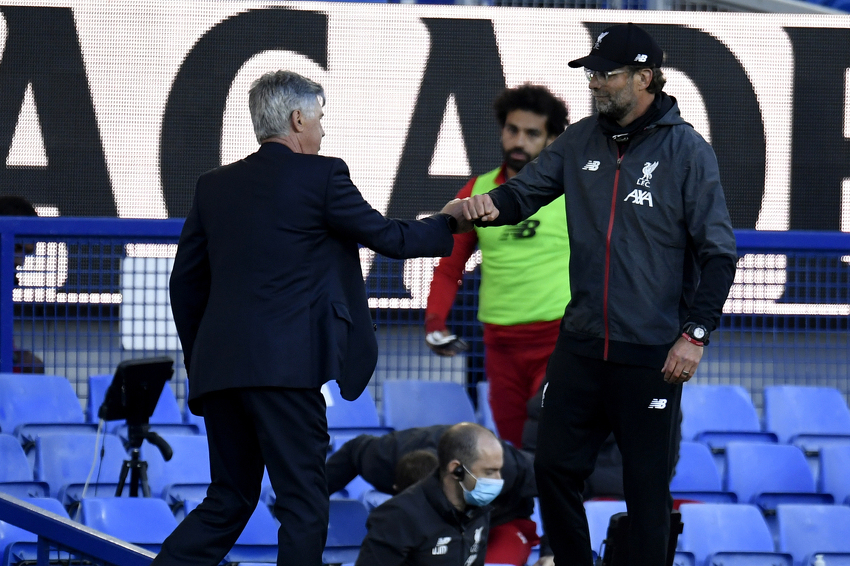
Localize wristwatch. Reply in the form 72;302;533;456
682;322;709;346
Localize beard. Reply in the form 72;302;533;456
503;148;532;173
594;88;638;122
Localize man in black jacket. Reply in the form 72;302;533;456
460;23;736;566
355;423;502;566
328;424;550;566
156;70;467;566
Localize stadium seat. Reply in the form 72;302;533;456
78;497;178;553
776;504;850;566
0;498;70;566
33;432;127;503
584;500;627;560
670;441;736;503
184;410;206;435
681;385;778;448
323;499;369;566
322;381;390;452
724;442;833;511
142;434;211;507
360;489;392;511
224;503;279;564
382;380;475;430
0;434;48;498
818;444;850;505
763;386;850;449
475;381;498;435
331;475;374;501
88;374;199;437
204;497;364;565
0;374;96;448
678;503;793;566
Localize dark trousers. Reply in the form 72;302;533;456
535;342;681;566
152;387;329;566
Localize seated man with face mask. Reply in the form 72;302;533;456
354;422;503;566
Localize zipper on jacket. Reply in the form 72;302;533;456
603;151;625;360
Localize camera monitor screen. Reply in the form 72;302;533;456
98;356;174;423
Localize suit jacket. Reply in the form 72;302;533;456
170;142;454;414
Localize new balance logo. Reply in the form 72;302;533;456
624;189;654;207
582;160;600;171
648;399;668;409
634;54;648;62
432;537;451;555
594;31;609;49
500;219;539;240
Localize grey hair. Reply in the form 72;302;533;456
248;70;325;143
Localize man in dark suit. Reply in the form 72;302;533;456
153;70;465;566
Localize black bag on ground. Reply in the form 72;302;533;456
597;510;683;566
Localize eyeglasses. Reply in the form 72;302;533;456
584;68;629;83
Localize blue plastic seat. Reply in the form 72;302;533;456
0;374;96;447
764;386;850;450
0;434;48;499
88;374;199;437
681;385;777;449
0;498;70;566
184;499;280;563
776;504;850;566
382;380;475;430
360;489;392;511
323;499;369;566
142;434;211;507
724;442;833;511
33;433;128;503
475;381;497;435
224;502;280;564
677;503;793;566
818;444;850;505
670;441;736;503
323;381;390;452
584;500;627;560
189;498;368;565
78;497;178;553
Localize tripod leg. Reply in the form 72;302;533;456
139;460;151;498
116;460;131;497
130;462;140;498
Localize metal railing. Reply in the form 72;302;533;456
0;493;155;566
1;218;848;412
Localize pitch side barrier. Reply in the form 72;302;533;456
0;492;155;566
0;218;848;408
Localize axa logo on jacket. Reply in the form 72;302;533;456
624;189;654;207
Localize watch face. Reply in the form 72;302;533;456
693;327;706;339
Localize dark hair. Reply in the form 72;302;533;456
0;196;37;217
493;84;569;137
626;66;667;94
437;422;494;475
394;449;438;493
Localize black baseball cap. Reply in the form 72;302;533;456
568;23;663;72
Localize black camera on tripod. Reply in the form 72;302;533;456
98;356;175;497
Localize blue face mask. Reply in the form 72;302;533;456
460;465;504;506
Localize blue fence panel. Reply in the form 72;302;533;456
0;218;847;413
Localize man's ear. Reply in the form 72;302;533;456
636;68;653;91
447;459;465;480
290;109;304;132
